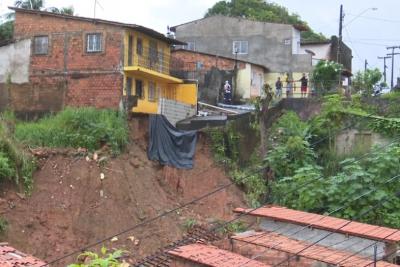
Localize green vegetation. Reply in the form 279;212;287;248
209;93;400;227
217;220;247;234
352;68;383;96
0;112;36;193
311;60;343;93
0;217;8;233
0;21;14;43
15;108;128;155
205;0;326;42
68;247;125;267
182;218;198;230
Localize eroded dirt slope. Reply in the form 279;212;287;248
0;119;245;266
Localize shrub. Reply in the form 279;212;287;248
68;247;125;267
0;112;36;193
15;108;128;155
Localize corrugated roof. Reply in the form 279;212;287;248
232;231;397;267
234;206;400;243
168;243;270;267
9;7;185;45
0;243;46;267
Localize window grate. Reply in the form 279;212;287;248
34;36;49;55
86;33;102;53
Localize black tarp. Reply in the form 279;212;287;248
148;115;197;169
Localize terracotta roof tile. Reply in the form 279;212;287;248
0;244;46;267
168;243;270;267
232;232;397;267
234;206;400;243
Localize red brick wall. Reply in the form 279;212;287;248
67;73;122;108
171;50;245;71
13;11;124;110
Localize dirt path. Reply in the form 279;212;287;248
0;120;245;266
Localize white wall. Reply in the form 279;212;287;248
0;39;31;84
292;29;301;55
300;43;331;64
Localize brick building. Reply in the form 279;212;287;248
1;8;197;123
171;49;267;103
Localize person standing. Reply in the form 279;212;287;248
223;80;232;104
299;73;308;98
286;76;292;98
275;77;282;98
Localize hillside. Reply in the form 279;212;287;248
0;118;245;266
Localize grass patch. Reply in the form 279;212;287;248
0;112;36;193
15;108;128;155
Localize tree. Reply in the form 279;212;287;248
0;21;14;43
14;0;44;10
352;68;382;96
311;60;343;94
46;6;74;15
205;0;326;42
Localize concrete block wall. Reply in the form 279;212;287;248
260;219;386;259
158;98;196;126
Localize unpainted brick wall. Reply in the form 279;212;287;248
158;98;196;126
12;11;125;110
171;50;245;71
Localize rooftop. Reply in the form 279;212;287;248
9;7;185;45
0;243;46;267
232;231;397;267
170;15;309;32
168;243;270;267
234;205;400;243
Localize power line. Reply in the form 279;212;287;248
42;115;399;266
271;188;400;267
346;13;400;24
232;173;400;267
154;137;400;265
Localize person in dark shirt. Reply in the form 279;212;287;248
275;77;282;98
299;73;308;98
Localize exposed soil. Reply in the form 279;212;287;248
0;118;246;266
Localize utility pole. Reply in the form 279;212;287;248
337;4;344;64
94;0;97;18
364;59;368;71
337;4;344;90
387;46;400;89
378;56;391;84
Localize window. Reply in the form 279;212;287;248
284;39;291;45
128;35;133;66
135;79;143;99
232;41;248;55
126;77;132;96
86;33;102;53
149;40;158;67
185;41;195;51
148;81;156;102
137;38;143;55
33;36;49;55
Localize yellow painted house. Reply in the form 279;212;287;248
122;30;197;116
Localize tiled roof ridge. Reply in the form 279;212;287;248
233;205;400;243
232;231;397;267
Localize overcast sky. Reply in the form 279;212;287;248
1;0;399;83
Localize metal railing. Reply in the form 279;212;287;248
125;46;171;75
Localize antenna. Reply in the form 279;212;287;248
94;0;104;18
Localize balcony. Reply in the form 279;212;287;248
124;46;184;83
